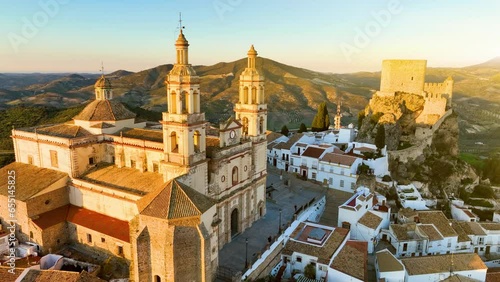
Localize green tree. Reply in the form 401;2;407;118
304;263;316;279
298;123;308;133
311;102;330;132
483;156;500;184
357;111;365;130
375;124;386;150
280;125;289;136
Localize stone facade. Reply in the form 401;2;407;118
1;29;267;282
376;59;453;126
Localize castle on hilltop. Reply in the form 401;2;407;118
0;29;267;281
376;60;453;125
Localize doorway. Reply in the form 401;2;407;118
231;209;239;237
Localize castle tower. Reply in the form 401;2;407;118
444;76;454;108
334;101;342;130
162;29;207;170
94;74;113;100
234;45;267;141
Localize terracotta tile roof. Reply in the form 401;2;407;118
32;204;129;242
398;207;418;218
460;221;486;236
32;205;70;229
138;179;215;221
206;137;220;148
80;164;165;196
450;221;473;243
301;147;325;158
401;253;486;276
74;100;136;121
281;134;304;150
67;205;130;242
486;272;500;282
320;152;359;167
221;117;242;130
19;124;93;138
273;142;288;150
114;128;163;142
17;269;105;282
390;223;419;241
266;131;284;143
283;224;349;264
0;163;67;201
90;122;115;129
376;249;404;273
295;142;308;148
480;222;500;231
358;211;383;230
418;224;444;241
418;211;457;238
443;274;481;282
0;266;23;280
331;240;367;281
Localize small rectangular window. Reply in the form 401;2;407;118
130;159;136;168
87;234;92;243
118;245;123;255
340;180;344;187
153;163;159;173
27;155;34;165
296;256;302;263
101;237;105;243
50;150;58;168
89;157;95;165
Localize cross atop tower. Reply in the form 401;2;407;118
178;12;185;32
100;62;104;76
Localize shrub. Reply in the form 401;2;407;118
304;263;316;279
382;175;392;182
471;184;495;199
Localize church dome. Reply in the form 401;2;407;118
175;30;189;46
74;100;136;121
95;75;112;88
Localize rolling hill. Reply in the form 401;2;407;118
0;57;498;153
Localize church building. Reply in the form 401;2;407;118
0;29;267;282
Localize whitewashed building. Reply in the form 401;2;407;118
338;187;391;253
375;249;405;282
397;184;429;210
317;153;362;192
450;200;479;222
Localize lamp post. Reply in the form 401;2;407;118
279;208;282;234
245;238;249;269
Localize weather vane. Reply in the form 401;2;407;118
178;12;185;31
100;61;104;76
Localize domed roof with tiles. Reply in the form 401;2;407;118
94;75;112;88
74;100;136;121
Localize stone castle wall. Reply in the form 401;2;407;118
379;60;427;96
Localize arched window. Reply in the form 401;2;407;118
232;166;239;185
170;132;178;153
193;130;201;153
193;91;199;113
154;275;161;282
259;86;264;103
252;87;257;104
242;117;249;135
170;91;177;113
259;117;264;134
181;91;188;113
243;87;249;104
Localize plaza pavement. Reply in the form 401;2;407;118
217;166;327;273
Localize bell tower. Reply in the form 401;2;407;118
162;28;207;170
234;45;267;142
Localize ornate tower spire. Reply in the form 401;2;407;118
162;23;206;172
94;63;112;100
234;45;267;141
334;100;342;130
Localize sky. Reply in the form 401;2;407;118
0;0;499;73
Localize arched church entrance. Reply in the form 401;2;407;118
231;208;239;237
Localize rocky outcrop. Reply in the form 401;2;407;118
357;92;478;197
357;92;425;150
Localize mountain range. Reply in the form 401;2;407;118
0;57;499;152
